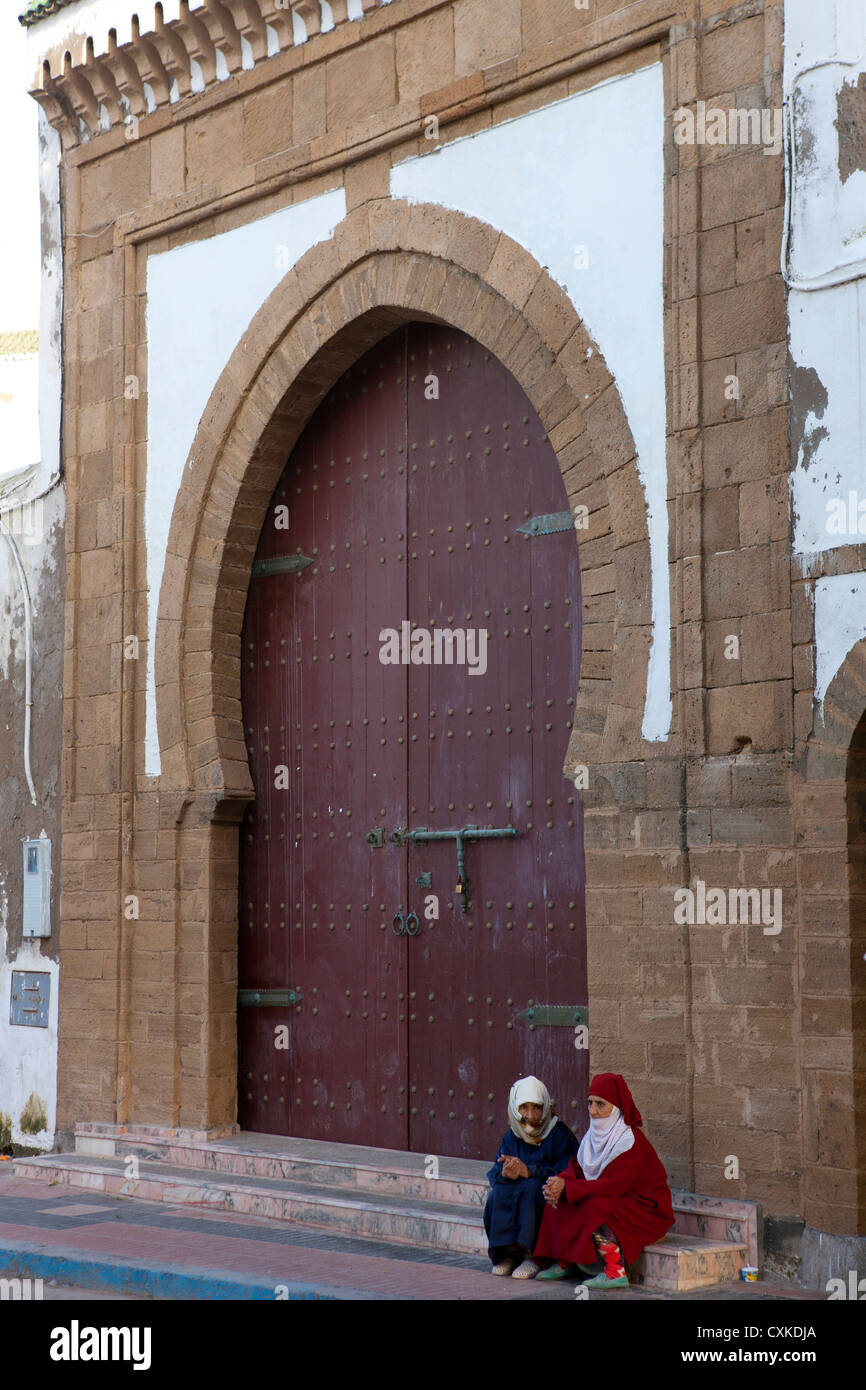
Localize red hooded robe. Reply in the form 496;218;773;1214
533;1073;674;1266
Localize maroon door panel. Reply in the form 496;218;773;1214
403;325;587;1157
239;334;410;1147
239;323;587;1156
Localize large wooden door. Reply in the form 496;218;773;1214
239;323;587;1157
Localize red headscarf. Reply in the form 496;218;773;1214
588;1073;643;1128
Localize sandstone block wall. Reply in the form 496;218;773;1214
30;0;864;1243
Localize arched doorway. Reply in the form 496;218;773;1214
237;321;587;1159
847;711;866;1231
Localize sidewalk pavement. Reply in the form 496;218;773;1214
0;1162;823;1302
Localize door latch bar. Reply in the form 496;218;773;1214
387;826;518;914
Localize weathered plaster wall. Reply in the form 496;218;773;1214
37;113;63;489
390;63;669;742
785;0;866;1253
42;0;852;1250
0;108;64;1153
814;574;866;709
144;187;347;775
0;482;65;1151
785;0;866;712
143;62;669;775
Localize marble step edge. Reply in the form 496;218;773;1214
667;1190;760;1267
71;1126;760;1266
13;1155;749;1288
19;1155;755;1243
11;1150;489;1251
74;1124;489;1185
12;1154;483;1226
631;1242;745;1293
73;1140;754;1258
76;1121;240;1144
75;1133;486;1207
73;1125;760;1246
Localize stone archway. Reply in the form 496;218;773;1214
156;200;651;802
798;636;866;1250
149;199;655;1129
847;711;866;1239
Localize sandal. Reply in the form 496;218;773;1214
582;1272;629;1290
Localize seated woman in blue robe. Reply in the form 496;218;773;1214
484;1075;579;1278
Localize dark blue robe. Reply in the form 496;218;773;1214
483;1119;580;1261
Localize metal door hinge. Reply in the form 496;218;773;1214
516;512;573;536
238;988;303;1007
517;1003;588;1028
251;554;314;578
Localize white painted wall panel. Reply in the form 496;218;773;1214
390;65;671;742
145;69;670;771
785;0;866;711
0;925;59;1151
814;573;866;710
144;189;346;775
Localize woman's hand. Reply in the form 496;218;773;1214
498;1155;529;1180
542;1175;565;1206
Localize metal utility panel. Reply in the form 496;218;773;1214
10;971;51;1027
22;838;51;938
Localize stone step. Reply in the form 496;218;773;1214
13;1153;488;1255
73;1125;489;1209
14;1144;754;1291
669;1191;759;1268
71;1126;760;1264
631;1233;746;1293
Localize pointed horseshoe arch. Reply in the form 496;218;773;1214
153;200;654;807
799;636;866;1237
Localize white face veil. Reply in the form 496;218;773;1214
507;1075;558;1145
576;1103;635;1179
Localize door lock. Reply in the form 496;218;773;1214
389;826;519;913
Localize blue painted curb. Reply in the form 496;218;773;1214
0;1238;388;1300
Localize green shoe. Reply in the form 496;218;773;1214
582;1272;629;1290
536;1263;571;1281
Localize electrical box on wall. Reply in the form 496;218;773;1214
22;837;51;938
10;971;50;1027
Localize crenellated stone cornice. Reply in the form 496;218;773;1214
21;0;385;148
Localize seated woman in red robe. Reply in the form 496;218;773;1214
533;1072;674;1289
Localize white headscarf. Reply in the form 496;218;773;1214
576;1103;635;1179
508;1075;558;1145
